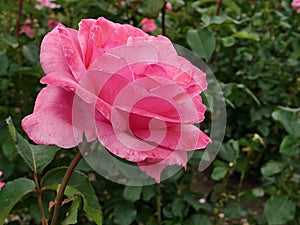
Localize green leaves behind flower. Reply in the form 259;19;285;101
264;196;296;225
0;178;36;225
186;27;216;60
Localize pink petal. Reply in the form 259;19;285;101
104;24;149;49
21;86;98;148
95;118;175;162
40;25;71;75
92;17;117;48
78;19;104;67
138;150;187;183
56;24;86;80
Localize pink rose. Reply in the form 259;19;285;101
292;0;300;13
140;18;157;33
22;17;211;182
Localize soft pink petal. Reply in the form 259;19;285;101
22;86;98;148
138;150;187;183
78;19;104;67
56;24;86;80
40;25;71;75
95;118;175;162
104;24;149;49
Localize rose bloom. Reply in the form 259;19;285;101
140;18;157;33
292;0;300;13
22;17;211;182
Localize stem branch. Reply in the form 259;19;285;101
50;143;88;225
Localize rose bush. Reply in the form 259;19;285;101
22;17;210;182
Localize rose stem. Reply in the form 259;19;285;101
50;142;89;225
34;172;48;225
16;0;23;38
161;1;166;36
215;0;222;16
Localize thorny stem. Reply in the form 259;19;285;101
34;172;48;225
215;0;222;16
16;0;23;38
50;142;89;225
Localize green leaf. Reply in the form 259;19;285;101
189;214;212;225
261;161;285;178
222;36;235;47
0;35;19;48
232;31;260;42
123;186;142;202
186;28;216;60
62;196;82;225
142;185;156;201
0;178;35;224
205;15;241;26
22;43;39;64
272;107;300;137
143;0;165;18
172;198;188;219
6;117;60;174
113;202;137;225
279;135;300;156
264;196;296;224
0;52;8;75
211;161;228;181
224;204;247;218
41;167;102;225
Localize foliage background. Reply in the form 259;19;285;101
0;0;300;224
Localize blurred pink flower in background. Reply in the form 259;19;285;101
140;18;157;33
0;171;5;190
35;0;60;9
47;19;60;30
166;2;173;11
119;0;125;6
21;18;39;37
292;0;300;13
47;13;61;30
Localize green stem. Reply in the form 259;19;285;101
50;143;88;225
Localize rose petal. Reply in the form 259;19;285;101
78;19;104;67
56;24;86;80
22;86;98;148
138;150;187;183
40;25;71;75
